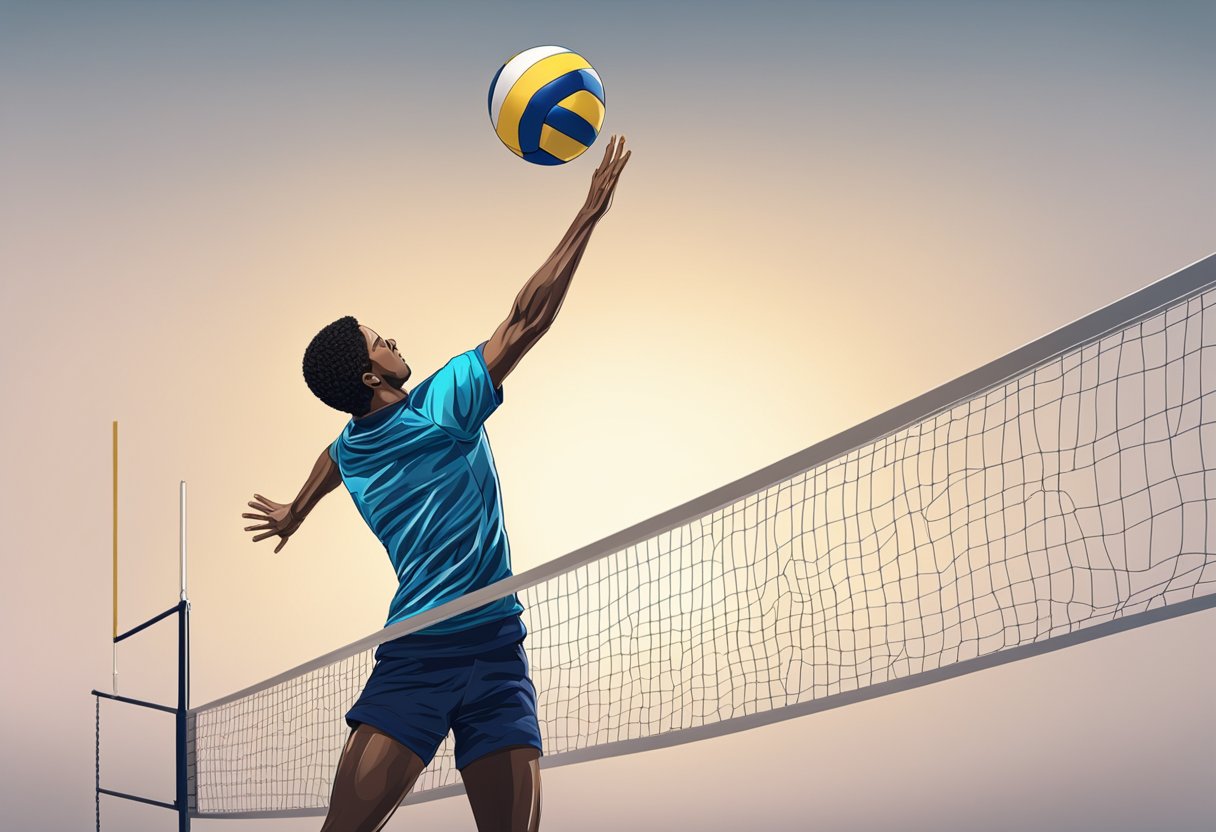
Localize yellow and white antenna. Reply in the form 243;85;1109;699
112;420;119;694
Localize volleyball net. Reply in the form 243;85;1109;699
190;254;1216;819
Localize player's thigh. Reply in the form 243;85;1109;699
460;745;542;832
322;724;427;832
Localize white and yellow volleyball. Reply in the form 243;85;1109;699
488;46;606;166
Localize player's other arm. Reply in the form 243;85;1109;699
243;445;343;554
483;134;632;388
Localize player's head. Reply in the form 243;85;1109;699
302;316;412;417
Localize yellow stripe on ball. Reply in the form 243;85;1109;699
539;124;589;163
556;90;605;132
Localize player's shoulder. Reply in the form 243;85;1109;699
410;348;485;400
406;369;440;407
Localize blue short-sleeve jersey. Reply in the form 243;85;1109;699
329;344;524;635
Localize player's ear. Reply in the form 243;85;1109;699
362;372;381;389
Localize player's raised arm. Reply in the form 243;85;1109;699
483;134;632;388
243;444;343;554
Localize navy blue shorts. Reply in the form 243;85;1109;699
345;616;542;770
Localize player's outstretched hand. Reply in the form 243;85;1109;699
584;134;631;219
242;494;301;554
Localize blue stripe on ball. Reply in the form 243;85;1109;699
517;70;589;154
575;68;605;104
523;147;566;166
487;62;507;119
573;68;603;103
545;106;598;149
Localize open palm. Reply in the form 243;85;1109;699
242;494;300;554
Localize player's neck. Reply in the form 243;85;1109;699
358;388;409;421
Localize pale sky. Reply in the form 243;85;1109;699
2;2;1213;830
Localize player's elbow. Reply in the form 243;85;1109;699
509;302;554;344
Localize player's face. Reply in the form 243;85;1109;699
360;325;412;390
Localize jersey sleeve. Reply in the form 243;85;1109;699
415;344;504;439
328;436;340;462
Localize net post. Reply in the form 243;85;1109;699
95;695;101;832
176;598;190;830
176;481;191;831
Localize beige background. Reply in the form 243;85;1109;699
2;1;1213;829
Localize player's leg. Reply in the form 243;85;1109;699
453;638;544;832
334;634;470;831
320;723;426;832
460;745;542;832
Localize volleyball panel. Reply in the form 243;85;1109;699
556;90;606;133
538;124;591;163
545;107;597;149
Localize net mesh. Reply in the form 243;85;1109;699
192;279;1216;816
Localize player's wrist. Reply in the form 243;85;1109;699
577;201;605;224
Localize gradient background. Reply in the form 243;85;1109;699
2;1;1214;830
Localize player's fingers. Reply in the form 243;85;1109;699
613;148;632;176
274;538;288;554
248;499;273;513
252;530;277;543
605;152;630;188
615;134;626;161
241;512;269;520
244;523;272;532
253;494;280;508
598;135;615;170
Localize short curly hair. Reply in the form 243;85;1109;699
302;316;374;417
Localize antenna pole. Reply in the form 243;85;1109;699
179;481;187;602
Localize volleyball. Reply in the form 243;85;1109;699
488;45;606;166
